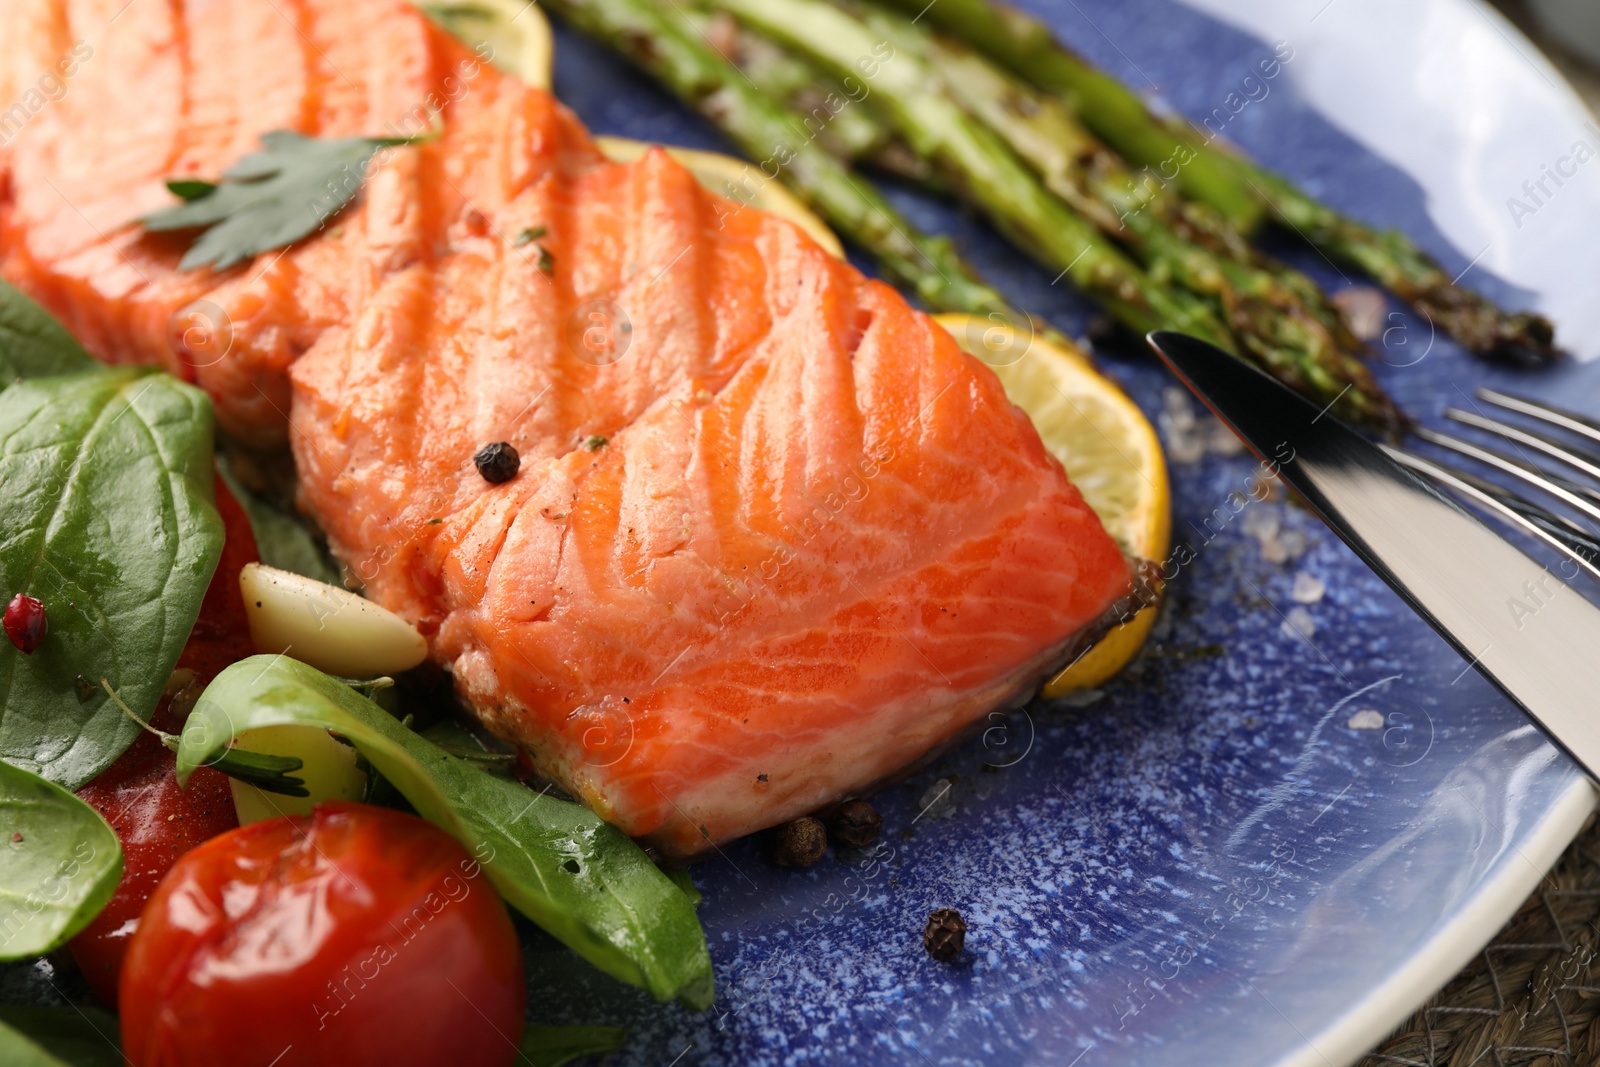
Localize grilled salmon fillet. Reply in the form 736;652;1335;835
0;0;1132;855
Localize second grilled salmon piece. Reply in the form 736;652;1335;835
0;0;1132;855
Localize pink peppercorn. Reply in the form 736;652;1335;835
4;594;47;655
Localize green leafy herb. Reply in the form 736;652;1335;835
0;281;95;387
141;131;421;272
0;1021;71;1067
518;1025;628;1067
666;867;703;906
202;746;309;795
217;454;343;585
0;762;122;961
0;368;224;788
419;718;518;776
0;1006;123;1067
512;226;554;272
101;677;309;798
179;656;715;1008
164;178;217;202
582;434;608;452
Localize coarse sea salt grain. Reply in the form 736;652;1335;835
1331;287;1389;343
1160;385;1254;463
1291;572;1326;604
1205;421;1247;456
1242;506;1281;542
1280;606;1316;641
1347;709;1385;730
919;779;957;820
1166;432;1206;465
1278;528;1309;559
1163;386;1196;423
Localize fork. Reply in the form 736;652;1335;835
1383;387;1600;583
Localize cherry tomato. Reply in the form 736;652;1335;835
120;802;525;1067
70;474;259;1005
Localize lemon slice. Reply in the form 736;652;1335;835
936;314;1170;696
419;0;554;89
595;136;846;259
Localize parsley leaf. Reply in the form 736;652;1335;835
164;178;216;201
140;130;422;272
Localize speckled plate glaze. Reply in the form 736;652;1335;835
5;2;1597;1065
539;1;1600;1064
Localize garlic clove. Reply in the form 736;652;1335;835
228;724;367;825
239;562;428;677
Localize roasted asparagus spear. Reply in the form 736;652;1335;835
542;0;1037;336
877;0;1558;364
708;0;1404;428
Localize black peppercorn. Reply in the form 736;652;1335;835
474;441;520;483
770;816;827;867
924;908;966;961
829;799;882;848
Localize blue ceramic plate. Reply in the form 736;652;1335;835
542;1;1600;1065
5;3;1597;1066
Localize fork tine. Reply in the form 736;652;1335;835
1414;426;1600;528
1444;406;1600;483
1478;387;1600;449
1386;446;1600;583
1452;444;1600;511
1409;455;1600;546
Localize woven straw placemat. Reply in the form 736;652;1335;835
1356;812;1600;1065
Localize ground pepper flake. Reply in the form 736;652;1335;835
829;799;882;848
770;816;827;868
474;441;520;484
924;908;966;961
4;594;46;655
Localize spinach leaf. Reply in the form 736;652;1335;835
0;762;122;960
0;1007;122;1067
216;456;342;585
0;368;224;788
666;867;703;907
179;656;715;1008
0;282;95;385
419;718;517;777
518;1025;628;1067
141;131;419;272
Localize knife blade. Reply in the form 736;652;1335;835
1147;330;1600;783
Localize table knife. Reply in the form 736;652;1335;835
1146;329;1600;783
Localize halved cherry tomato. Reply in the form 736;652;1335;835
119;802;525;1067
69;474;258;1005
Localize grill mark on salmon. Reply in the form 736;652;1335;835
0;0;1133;855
